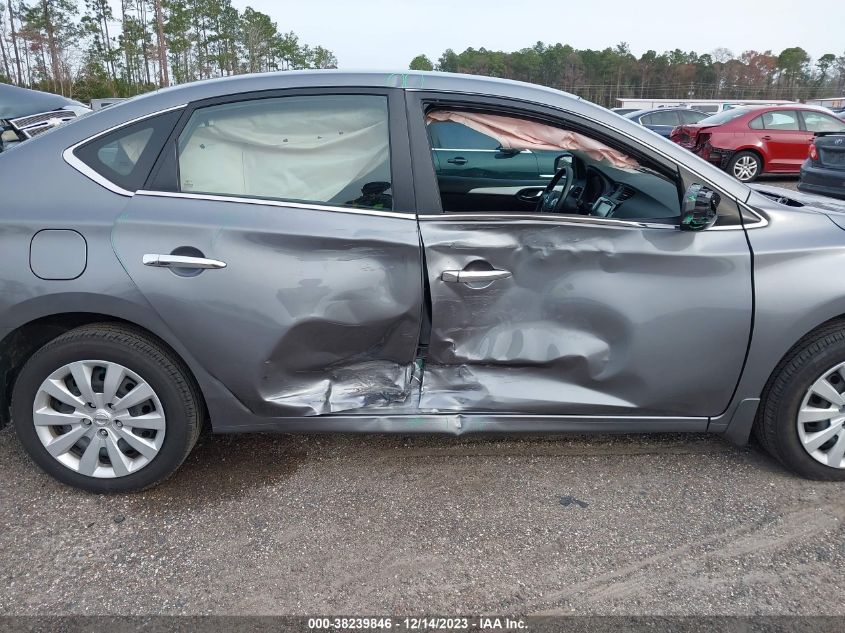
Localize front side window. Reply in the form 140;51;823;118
642;111;680;126
425;108;682;222
177;95;392;210
802;111;845;133
73;109;181;192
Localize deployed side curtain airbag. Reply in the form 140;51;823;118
178;96;390;204
426;110;639;170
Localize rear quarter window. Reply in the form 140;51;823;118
72;109;181;192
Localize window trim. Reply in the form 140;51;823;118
62;104;187;196
405;90;765;230
146;87;415;215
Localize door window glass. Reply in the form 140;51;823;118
759;110;800;130
802;111;845;133
680;110;707;124
177;95;392;209
642;111;680;126
428;120;500;150
425;108;681;222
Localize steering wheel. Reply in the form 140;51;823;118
536;161;574;213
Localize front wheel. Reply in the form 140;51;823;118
728;151;762;183
755;322;845;480
12;324;203;492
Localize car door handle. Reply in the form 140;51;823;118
142;254;227;269
447;157;468;165
761;135;772;140
441;269;512;283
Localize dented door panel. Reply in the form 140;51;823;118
111;193;423;416
419;216;752;417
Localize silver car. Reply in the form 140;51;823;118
3;71;845;491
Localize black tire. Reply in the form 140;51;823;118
754;321;845;480
11;323;204;492
727;150;763;183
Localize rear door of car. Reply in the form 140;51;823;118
106;88;424;417
755;110;809;171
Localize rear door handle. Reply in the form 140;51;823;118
142;254;227;269
761;135;772;140
447;157;468;165
441;269;512;283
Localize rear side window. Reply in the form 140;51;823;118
641;111;680;126
73;109;181;192
680;110;707;124
176;95;392;210
755;111;800;131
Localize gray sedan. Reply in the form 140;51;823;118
2;71;845;491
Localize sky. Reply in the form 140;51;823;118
236;0;844;69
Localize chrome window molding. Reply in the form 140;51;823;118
62;103;188;197
135;190;415;220
417;212;677;231
431;148;533;153
406;88;768;230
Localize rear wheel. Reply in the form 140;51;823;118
12;323;203;492
755;322;845;480
728;151;762;182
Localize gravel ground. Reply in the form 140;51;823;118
2;173;842;618
1;423;844;616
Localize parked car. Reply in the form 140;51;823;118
798;132;845;199
6;71;845;491
0;83;89;153
670;104;845;182
611;107;639;115
624;107;709;138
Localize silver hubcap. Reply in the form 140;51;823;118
797;361;845;469
732;155;758;181
33;360;166;478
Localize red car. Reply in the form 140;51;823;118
670;105;845;182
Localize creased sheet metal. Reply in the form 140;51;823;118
111;195;423;417
418;216;752;417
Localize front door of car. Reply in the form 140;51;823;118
408;94;753;419
111;89;424;417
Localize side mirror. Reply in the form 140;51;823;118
681;184;720;231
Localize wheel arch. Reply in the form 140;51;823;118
733;146;766;169
723;314;845;446
0;311;209;431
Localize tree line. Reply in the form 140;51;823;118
410;43;845;106
0;0;337;101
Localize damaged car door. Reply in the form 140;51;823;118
109;89;424;417
410;95;753;419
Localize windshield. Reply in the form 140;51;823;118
697;108;752;125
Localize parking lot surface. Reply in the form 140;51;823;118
3;176;843;618
2;422;845;616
